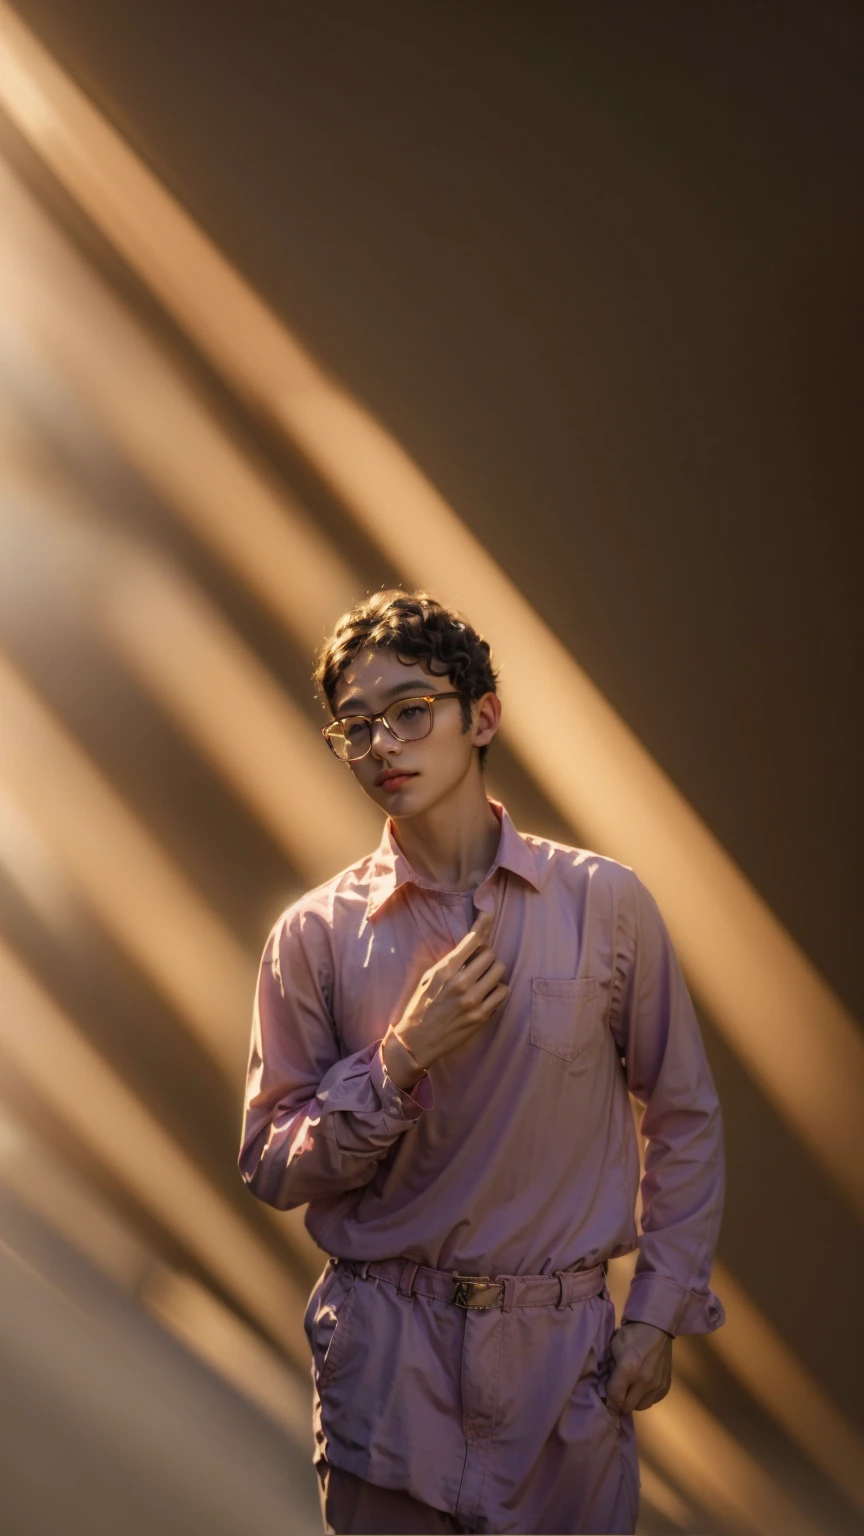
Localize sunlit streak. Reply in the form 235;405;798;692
142;1266;311;1441
0;154;358;653
0;782;77;932
635;1462;693;1531
0;650;254;1081
101;546;382;878
0;939;308;1364
707;1259;864;1515
0;650;322;1274
0;1102;312;1442
637;1376;825;1536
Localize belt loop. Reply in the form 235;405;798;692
501;1276;516;1313
398;1260;419;1298
356;1260;370;1281
555;1269;575;1309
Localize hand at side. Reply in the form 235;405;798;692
604;1320;673;1415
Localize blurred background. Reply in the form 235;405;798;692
1;3;862;1533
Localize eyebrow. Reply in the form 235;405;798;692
334;681;440;714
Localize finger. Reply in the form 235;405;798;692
464;958;506;1003
458;948;500;989
621;1376;657;1414
475;981;509;1020
444;912;494;971
604;1365;633;1415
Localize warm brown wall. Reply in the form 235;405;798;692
3;3;863;1530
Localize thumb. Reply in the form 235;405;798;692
605;1333;634;1413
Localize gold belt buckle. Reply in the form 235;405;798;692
451;1273;503;1310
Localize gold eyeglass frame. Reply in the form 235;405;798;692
322;691;466;763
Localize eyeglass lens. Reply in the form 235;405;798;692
332;697;433;760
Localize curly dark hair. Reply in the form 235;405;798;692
313;589;499;769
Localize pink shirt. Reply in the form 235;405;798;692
239;799;725;1339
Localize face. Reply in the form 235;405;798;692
329;646;501;819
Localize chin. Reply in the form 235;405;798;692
377;782;424;815
370;781;423;817
389;778;456;820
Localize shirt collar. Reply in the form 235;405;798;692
365;798;540;920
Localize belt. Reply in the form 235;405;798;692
341;1256;607;1312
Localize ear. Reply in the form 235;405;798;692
473;691;502;749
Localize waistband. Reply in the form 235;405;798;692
340;1256;607;1312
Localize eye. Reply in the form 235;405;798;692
395;704;422;723
344;718;368;740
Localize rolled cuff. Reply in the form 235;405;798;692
369;1041;435;1119
621;1271;726;1336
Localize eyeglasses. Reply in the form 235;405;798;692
322;692;465;763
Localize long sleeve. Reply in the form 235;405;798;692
611;870;726;1336
238;904;433;1210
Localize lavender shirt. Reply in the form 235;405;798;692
239;799;725;1504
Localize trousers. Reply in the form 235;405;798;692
316;1448;637;1536
308;1256;640;1534
317;1458;472;1535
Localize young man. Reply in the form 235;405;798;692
239;590;726;1536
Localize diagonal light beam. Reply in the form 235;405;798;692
0;938;308;1365
0;151;358;654
0;1104;313;1444
100;544;382;875
0;649;255;1082
637;1375;826;1536
0;651;322;1277
708;1259;864;1516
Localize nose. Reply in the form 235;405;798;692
369;716;400;758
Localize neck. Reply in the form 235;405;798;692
390;773;501;891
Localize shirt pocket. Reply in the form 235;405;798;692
529;977;600;1063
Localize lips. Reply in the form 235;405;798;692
376;770;418;790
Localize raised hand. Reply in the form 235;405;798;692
382;909;508;1088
